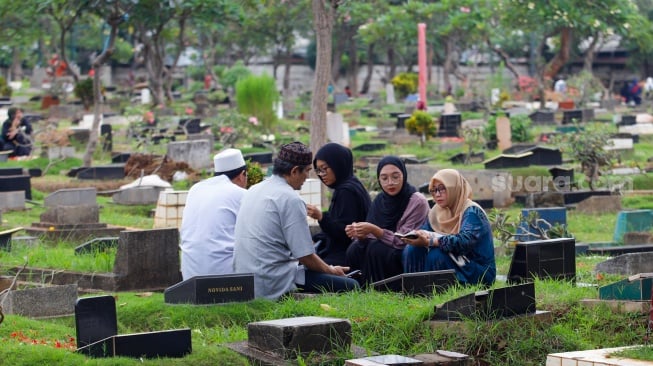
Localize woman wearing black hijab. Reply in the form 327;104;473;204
306;143;371;266
344;156;429;284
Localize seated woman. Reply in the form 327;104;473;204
307;143;371;266
345;156;429;284
402;169;496;287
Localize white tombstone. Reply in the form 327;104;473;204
298;178;321;225
79;114;103;131
605;138;634;151
275;100;283;119
326;112;349;146
491;88;500;106
386;84;396;105
496;116;512;151
0;108;8;122
141;88;151;104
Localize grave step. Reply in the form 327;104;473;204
547;346;652;366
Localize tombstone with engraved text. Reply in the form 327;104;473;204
164;274;255;304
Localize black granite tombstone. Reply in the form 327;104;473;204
562;109;583;124
483;153;532;169
438;113;461;137
507;237;576;284
111;152;131;164
243;152;273;165
75;295;192;358
432;282;536;321
352;143;387;152
449;152;485;165
74;237;119;255
549;167;574;191
0;174;31;199
618;115;637;126
524;146;562;166
178;118;201;134
164;274;254;304
529;110;555;125
0;168;24;176
78;329;192;358
76;164;126;180
27;168;42;177
396;113;411;129
100;124;112;152
372;270;457;295
0;227;22;251
75;296;118;349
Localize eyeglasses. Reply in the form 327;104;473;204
429;185;447;195
379;174;402;185
315;166;330;176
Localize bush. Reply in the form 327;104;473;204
391;72;418;99
73;78;95;110
246;160;265;188
219;61;252;91
484;113;533;144
405;111;436;141
0;76;12;97
235;74;279;133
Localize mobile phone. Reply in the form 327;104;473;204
346;270;361;278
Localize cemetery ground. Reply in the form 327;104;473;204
2;93;653;364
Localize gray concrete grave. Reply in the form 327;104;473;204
166;140;212;170
0;191;25;211
595;252;653;276
1;283;77;318
112;186;165;205
574;195;622;215
26;188;124;242
113;228;182;291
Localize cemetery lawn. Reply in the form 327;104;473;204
1;193;651;364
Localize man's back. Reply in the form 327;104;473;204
180;175;246;279
234;175;314;299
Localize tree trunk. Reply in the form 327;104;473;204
443;37;455;94
83;11;120;168
583;33;600;72
164;15;188;104
10;46;23;82
486;39;520;79
544;27;572;79
348;32;358;97
143;36;166;106
283;48;293;92
360;43;375;95
387;48;396;80
310;0;335;160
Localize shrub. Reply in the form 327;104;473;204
73;78;95;110
484;113;533;144
219;61;251;91
246;159;265;188
405;111;436;143
235;74;279;133
391;72;418;99
0;76;12;97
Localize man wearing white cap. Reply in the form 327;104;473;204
180;148;247;280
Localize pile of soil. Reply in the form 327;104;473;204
124;153;199;182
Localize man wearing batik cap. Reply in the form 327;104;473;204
180;148;248;280
234;141;359;300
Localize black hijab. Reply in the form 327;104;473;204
367;156;416;231
313;142;370;210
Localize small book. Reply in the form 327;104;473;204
394;230;420;239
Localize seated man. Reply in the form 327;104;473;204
233;141;359;300
1;107;33;157
180;148;248;280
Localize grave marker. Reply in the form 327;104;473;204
507;237;576;284
372;270;457;295
599;273;653;301
247;316;351;359
166;140;212;170
613;209;653;243
75;295;192;358
432;282;536;321
164;274;255;304
496;116;512;151
2;284;77;318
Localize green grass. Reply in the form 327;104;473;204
612;345;653;361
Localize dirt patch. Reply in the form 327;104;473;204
31;176;131;193
124;153;199;182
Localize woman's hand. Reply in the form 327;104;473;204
401;230;430;247
345;222;378;240
306;204;322;221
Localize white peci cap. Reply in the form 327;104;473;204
213;148;246;173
